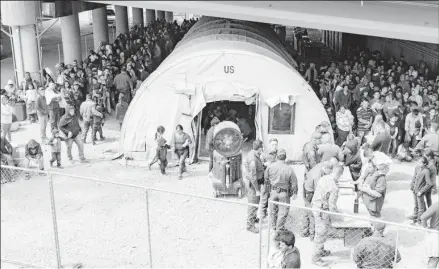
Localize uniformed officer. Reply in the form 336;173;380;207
244;140;265;233
205;117;220;172
302;132;323;175
311;165;343;267
260;138;279;218
301;158;338;239
265;149;298;231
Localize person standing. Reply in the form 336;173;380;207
335;106;354;147
59;105;85;163
80;94;102;143
36;87;49;141
244;140;265;234
353;222;401;269
45;83;62;131
410;157;433;226
260;138;279;218
317;133;344;162
370;123;392;154
356;98;374;142
1;95;13;142
115;94;128;130
311;165;343;266
114;67;133;103
302;132;322;176
206;117;220;173
173;124;192;180
264;149;298;231
420;202;439;268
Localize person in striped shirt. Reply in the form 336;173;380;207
356;98;374;142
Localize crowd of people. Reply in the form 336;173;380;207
1;18;199;171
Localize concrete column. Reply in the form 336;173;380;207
60;13;82;65
331;31;335;50
11;25;40;80
322;30;326;45
338;32;343;55
165;11;173;22
334;32;339;54
92;7;109;51
1;1;40;82
156;10;165;20
145;9;156;24
132;7;144;27
115;5;129;36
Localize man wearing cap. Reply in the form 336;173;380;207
301;158;338;239
114;67;133;103
353;222;401;269
311;165;343;266
260;138;279;218
243;140;265;234
264;148;298;231
59;104;85;163
317;133;344;163
302;132;322;176
205;116;220;172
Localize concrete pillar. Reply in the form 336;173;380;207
322;31;326;45
11;25;40;80
334;32;339;54
1;1;40;82
132;7;144;27
165;11;173;22
338;32;343;55
156;10;165;20
115;5;129;36
145;9;156;24
92;7;109;51
60;13;82;64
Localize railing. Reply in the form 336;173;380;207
1;165;437;268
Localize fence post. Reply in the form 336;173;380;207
57;43;61;64
266;201;272;269
48;172;62;269
145;189;153;268
393;230;400;265
258;199;263;269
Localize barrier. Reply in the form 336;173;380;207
1;165;437;268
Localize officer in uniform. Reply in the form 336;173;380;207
260;138;279;218
244;140;265;234
264;148;298;231
302;132;323;176
311;165;343;267
301;158;338;239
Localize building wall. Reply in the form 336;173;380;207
365;36;439;74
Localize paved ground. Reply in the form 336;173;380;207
1;113;438;268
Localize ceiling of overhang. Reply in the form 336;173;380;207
82;0;439;43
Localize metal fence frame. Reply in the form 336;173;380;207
1;165;437;269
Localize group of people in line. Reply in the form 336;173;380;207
1;18;199;173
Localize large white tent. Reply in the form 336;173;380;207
120;16;330;161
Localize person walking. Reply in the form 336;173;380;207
264;149;298;231
420;202;439;268
45;83;62;131
79;94;96;143
59;104;85;163
311;165;343;266
173;124;192;180
244;140;265;234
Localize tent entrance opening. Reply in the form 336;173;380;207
198;101;256;159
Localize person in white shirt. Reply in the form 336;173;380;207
1;95;13;141
335;106;354;147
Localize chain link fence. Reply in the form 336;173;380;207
267;200;439;269
1;165;438;268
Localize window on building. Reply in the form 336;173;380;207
268;102;296;134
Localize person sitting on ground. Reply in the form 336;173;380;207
353;222;401;269
268;229;301;268
24;139;44;179
395;141;413;162
47;129;64;168
0;131;14;166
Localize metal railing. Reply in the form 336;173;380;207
1;165;437;268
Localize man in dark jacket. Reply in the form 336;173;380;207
36;87;49;140
114;67;133;103
59;104;85;163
